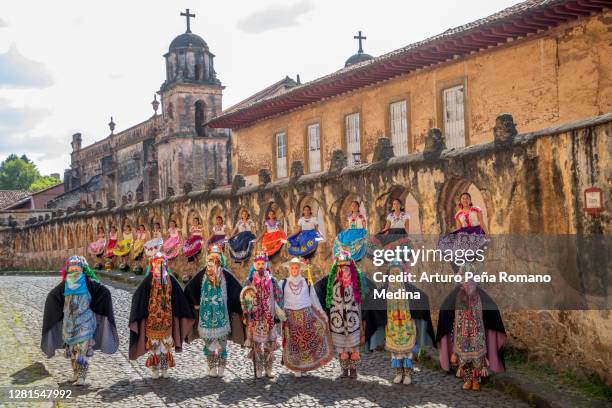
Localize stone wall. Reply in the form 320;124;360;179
1;114;610;383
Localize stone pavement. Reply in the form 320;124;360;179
0;276;529;408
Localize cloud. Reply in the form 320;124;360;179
0;99;66;161
238;0;314;34
0;45;54;88
0;18;7;28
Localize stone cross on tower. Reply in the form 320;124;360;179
180;8;195;33
354;31;366;53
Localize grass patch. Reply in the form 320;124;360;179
505;348;612;402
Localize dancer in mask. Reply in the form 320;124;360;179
437;263;506;391
129;252;194;379
184;245;244;377
41;256;119;385
240;251;285;378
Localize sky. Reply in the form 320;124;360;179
0;0;519;176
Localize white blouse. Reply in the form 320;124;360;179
298;216;318;231
236;219;255;233
281;276;324;311
387;211;410;229
212;224;227;235
264;220;282;233
347;213;367;229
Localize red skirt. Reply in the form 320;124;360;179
105;239;117;258
262;230;286;256
183;235;203;259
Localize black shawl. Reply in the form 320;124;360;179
314;275;383;343
41;278;119;358
183;268;245;345
436;286;506;368
436;286;506;343
128;273;195;360
371;281;436;347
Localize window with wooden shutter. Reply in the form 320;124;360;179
442;85;466;149
307;123;321;173
389;100;408;156
345;113;361;165
275;132;287;178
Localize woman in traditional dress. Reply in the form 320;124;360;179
129;252;194;379
280;257;333;377
438;193;490;268
208;215;228;250
261;209;287;257
184;245;244;377
367;198;411;258
333;201;368;261
105;225;118;258
381;261;435;385
287;205;323;258
113;224;134;258
183;217;204;262
152;222;163;239
437;263;506;391
228;209;257;263
162;220;182;260
41;256;119;386
132;224;148;261
87;226;107;258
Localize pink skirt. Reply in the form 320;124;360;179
88;238;106;257
163;236;182;259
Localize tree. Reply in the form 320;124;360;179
0;157;40;190
29;175;61;192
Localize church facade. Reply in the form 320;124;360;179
50;10;232;210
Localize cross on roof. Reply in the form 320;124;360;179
181;8;195;33
354;31;366;54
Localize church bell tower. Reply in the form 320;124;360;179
157;9;230;197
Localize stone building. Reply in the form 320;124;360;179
207;0;611;185
51;10;232;210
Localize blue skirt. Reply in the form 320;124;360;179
287;230;322;257
228;231;256;262
333;228;368;261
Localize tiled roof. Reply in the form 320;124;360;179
224;76;299;115
207;0;608;129
0;190;30;209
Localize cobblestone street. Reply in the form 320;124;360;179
0;276;528;407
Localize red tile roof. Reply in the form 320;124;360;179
207;0;609;129
0;190;30;210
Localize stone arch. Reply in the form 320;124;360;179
296;195;327;239
233;205;254;225
57;226;65;250
373;185;423;234
185;209;203;230
96;221;106;236
261;199;288;232
150;213;162;232
75;224;83;247
67;226;76;249
86;224;94;242
437;178;490;234
208;205;226;233
15;234;22;252
167;213;180;229
330;192;368;234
